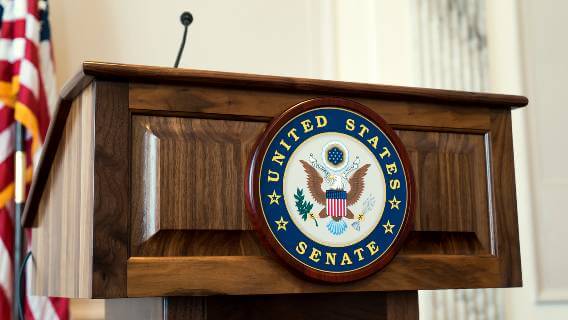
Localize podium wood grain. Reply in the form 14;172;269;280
24;62;526;301
32;84;94;298
128;83;494;131
92;81;130;298
126;256;501;296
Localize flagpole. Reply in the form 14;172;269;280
13;122;25;320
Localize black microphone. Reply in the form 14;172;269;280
174;11;193;68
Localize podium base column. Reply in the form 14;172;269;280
106;291;418;320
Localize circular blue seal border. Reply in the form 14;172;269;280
246;98;415;283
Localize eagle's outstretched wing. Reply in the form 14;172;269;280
300;160;326;205
346;164;370;206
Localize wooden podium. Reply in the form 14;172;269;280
22;62;528;319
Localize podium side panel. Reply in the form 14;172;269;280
490;110;522;285
32;84;94;298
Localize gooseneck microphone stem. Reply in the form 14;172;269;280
174;25;188;68
174;11;193;68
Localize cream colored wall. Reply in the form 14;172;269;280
334;0;415;85
518;0;568;303
50;0;328;89
493;0;568;318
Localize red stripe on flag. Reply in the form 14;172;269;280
26;0;40;18
16;84;50;142
0;285;11;320
0;155;15;193
0;207;14;260
0;61;21;83
50;298;70;320
0;107;14;132
0;19;27;39
24;297;33;320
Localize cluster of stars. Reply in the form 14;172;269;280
327;147;344;165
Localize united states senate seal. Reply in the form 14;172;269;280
245;98;414;282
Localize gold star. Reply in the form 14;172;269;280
388;196;401;210
383;220;395;234
267;190;282;205
275;216;289;231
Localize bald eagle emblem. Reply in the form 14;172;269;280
295;141;376;236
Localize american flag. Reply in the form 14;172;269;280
0;0;68;319
326;190;347;218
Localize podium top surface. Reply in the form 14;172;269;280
64;61;527;108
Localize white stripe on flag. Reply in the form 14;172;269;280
25;14;41;45
0;0;27;22
39;42;57;116
333;199;339;217
0;122;15;163
18;58;40;98
26;295;59;320
0;38;27;63
335;199;338;216
333;199;337;217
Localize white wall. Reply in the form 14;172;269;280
490;0;568;318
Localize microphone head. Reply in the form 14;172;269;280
180;11;193;26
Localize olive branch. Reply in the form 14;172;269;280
294;188;318;227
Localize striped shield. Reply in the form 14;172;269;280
326;190;347;217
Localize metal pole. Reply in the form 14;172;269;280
13;122;25;320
